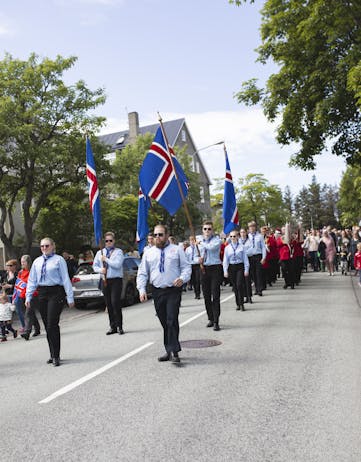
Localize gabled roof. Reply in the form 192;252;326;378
99;118;185;151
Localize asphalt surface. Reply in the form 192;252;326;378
1;271;361;462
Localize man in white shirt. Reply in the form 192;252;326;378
137;224;191;364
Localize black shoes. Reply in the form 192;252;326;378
46;358;53;364
158;353;171;362
244;298;253;304
213;323;220;331
118;328;124;335
21;332;30;341
236;305;241;311
195;295;201;299
106;329;117;335
13;330;18;338
241;305;245;311
32;331;40;337
206;321;214;328
53;358;60;367
172;353;180;364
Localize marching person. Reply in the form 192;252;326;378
185;235;201;299
137;224;191;364
93;231;125;335
223;230;249;311
247;221;267;296
239;228;253;304
198;221;223;331
276;232;295;289
25;237;74;366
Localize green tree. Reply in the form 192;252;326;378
231;0;361;169
338;165;361;226
110;134;154;197
237;174;286;227
35;186;93;255
0;53;108;257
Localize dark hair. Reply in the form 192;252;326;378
154;224;168;235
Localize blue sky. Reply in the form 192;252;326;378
0;0;344;195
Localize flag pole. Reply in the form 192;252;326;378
157;112;204;272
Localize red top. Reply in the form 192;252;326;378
277;237;292;261
291;240;304;257
16;269;38;299
267;235;279;259
354;252;361;270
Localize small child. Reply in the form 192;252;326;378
0;292;17;342
340;245;348;276
354;243;361;287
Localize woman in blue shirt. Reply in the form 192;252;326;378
26;237;74;367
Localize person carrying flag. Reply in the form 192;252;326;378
137;224;191;364
198;221;223;331
223;230;249;311
93;232;125;336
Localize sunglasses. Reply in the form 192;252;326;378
203;227;212;231
40;244;50;248
230;235;238;238
105;239;113;243
154;233;164;237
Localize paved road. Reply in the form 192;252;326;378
1;272;361;462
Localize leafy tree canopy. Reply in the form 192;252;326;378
0;53;109;256
230;0;361;169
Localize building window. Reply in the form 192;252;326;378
193;158;200;173
181;129;186;142
200;186;205;203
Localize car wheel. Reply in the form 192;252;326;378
124;284;136;307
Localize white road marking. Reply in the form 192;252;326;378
39;292;235;404
39;342;154;404
180;293;234;327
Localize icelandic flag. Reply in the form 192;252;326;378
139;126;188;216
223;148;239;234
136;188;150;254
12;277;27;304
86;137;103;246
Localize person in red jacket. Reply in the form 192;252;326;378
15;255;41;340
354;242;361;287
277;234;295;289
291;232;304;285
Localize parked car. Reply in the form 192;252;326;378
72;256;145;309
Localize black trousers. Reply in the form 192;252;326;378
103;278;123;330
201;264;223;324
280;260;295;287
228;263;245;307
22;297;41;335
152;286;182;354
249;254;263;295
37;285;66;359
191;264;201;297
293;256;303;283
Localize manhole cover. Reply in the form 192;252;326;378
180;339;222;349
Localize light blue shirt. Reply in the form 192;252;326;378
199;235;222;266
223;243;250;274
185;245;201;264
26;254;74;304
239;237;253;257
93;248;124;278
247;232;267;259
136;244;191;295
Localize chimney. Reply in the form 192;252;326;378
128;111;140;143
